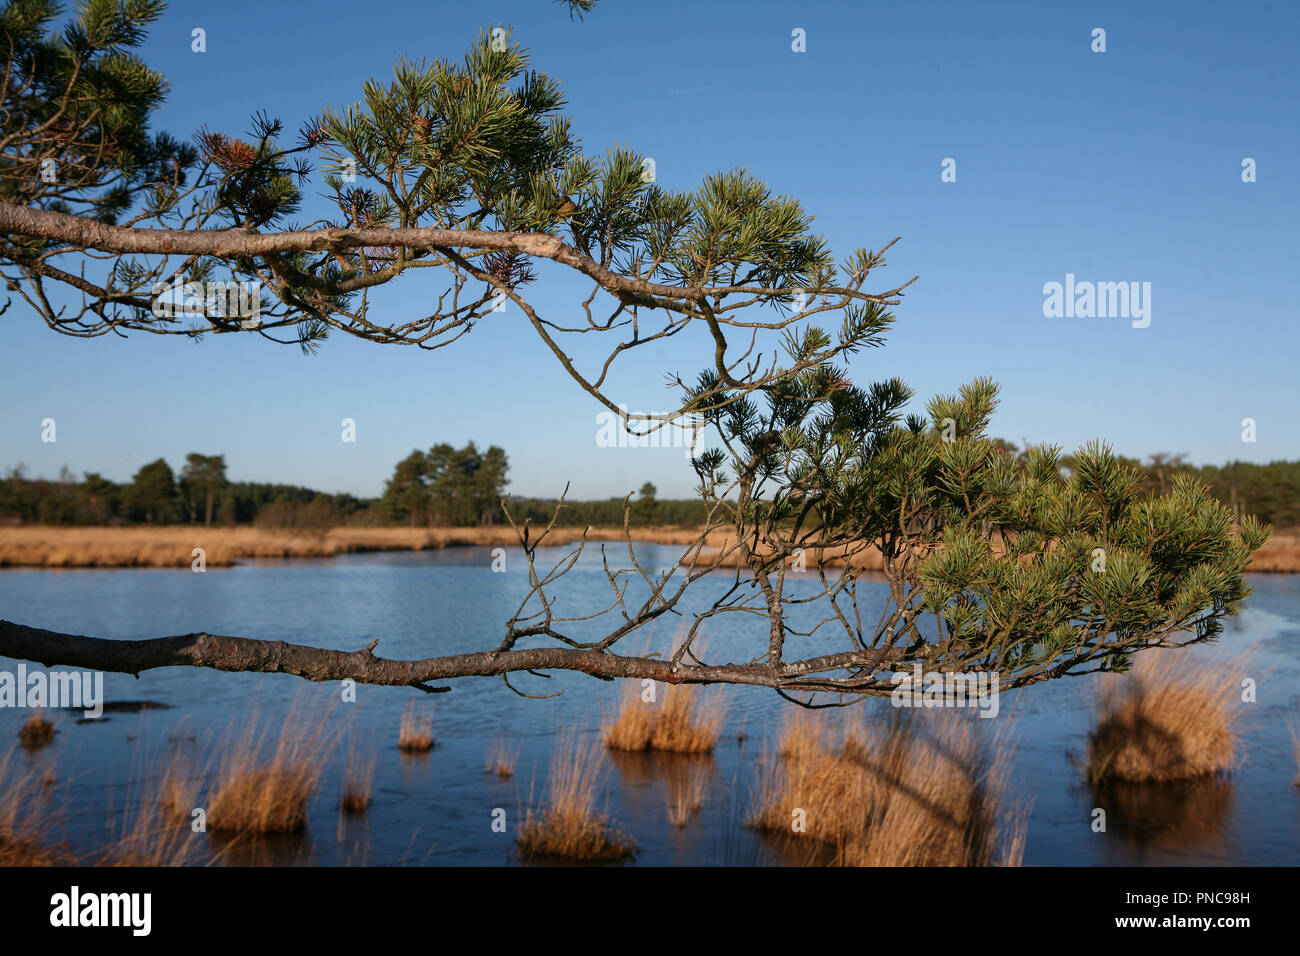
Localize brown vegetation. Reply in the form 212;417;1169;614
485;736;519;778
341;742;376;813
518;733;635;862
1086;654;1239;784
0;524;730;568
398;703;435;752
604;684;726;755
752;710;1024;866
603;685;657;751
17;711;55;750
157;747;203;825
0;750;70;865
208;711;333;834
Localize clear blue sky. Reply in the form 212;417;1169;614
2;0;1297;500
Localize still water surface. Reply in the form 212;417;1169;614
1;542;1297;865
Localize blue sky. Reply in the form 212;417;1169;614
2;0;1297;499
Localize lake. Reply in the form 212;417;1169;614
1;542;1297;866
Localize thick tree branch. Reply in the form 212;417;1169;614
0;618;925;693
0;202;915;307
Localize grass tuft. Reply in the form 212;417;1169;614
1087;654;1239;784
341;740;376;814
752;711;1024;867
604;684;725;754
485;736;519;778
518;732;635;862
208;708;333;834
17;712;55;751
398;702;435;752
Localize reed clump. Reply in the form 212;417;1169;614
17;712;55;750
398;703;435;752
485;736;519;778
208;710;333;834
604;684;725;755
518;733;635;862
1087;654;1239;784
0;750;65;865
341;742;376;813
752;710;1023;866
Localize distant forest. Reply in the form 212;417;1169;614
0;444;1296;530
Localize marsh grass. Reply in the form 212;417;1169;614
341;740;376;813
650;685;726;753
752;710;1024;866
17;711;55;751
518;732;635;862
604;684;726;754
398;702;435;752
0;525;736;568
776;707;824;763
1086;653;1241;784
208;706;335;834
0;749;71;865
485;736;519;778
603;685;657;751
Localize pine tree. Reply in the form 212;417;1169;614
0;2;1273;695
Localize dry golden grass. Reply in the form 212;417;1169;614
2;523;1292;572
398;702;435;752
1247;531;1300;572
603;684;726;754
341;741;376;814
156;747;203;825
17;711;55;750
106;790;203;867
518;732;635;862
650;685;727;753
752;711;1023;867
1087;654;1240;784
0;749;76;865
603;685;657;751
208;709;334;834
485;736;519;778
0;746;200;866
0;524;732;568
777;708;825;763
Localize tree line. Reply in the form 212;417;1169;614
0;454;369;528
2;448;1297;530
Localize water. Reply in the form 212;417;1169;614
1;543;1297;865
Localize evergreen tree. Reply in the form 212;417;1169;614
123;457;176;523
180;453;228;527
382;450;430;527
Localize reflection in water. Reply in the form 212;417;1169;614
1090;777;1234;860
207;828;317;867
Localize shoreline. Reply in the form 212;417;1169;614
0;525;1296;573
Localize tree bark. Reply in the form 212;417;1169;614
0;619;917;693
